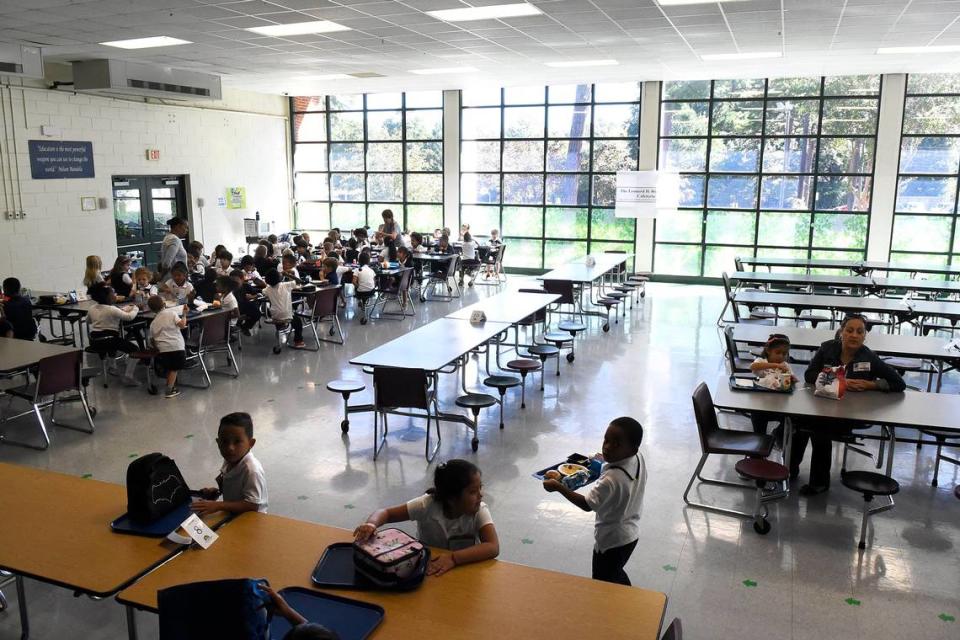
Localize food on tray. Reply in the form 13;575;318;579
544;469;562;481
558;463;588;476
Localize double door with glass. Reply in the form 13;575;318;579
113;176;188;268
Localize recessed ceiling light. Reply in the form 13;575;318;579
700;51;782;61
100;36;192;49
877;45;960;54
246;21;350;37
427;3;541;22
657;0;751;5
409;66;478;75
545;59;618;68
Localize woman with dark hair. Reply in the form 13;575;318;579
791;314;906;495
353;459;500;576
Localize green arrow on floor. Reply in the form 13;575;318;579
938;613;955;622
742;579;758;588
662;564;677;572
184;434;194;439
297;495;309;501
344;504;355;509
845;598;861;606
521;538;534;545
81;473;93;479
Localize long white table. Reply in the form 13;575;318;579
731;271;960;297
731;290;960;323
739;256;960;278
446;291;559;323
541;253;634;331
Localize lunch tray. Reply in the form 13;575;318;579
311;543;430;591
110;501;195;537
532;452;602;485
270;587;384;640
728;374;794;394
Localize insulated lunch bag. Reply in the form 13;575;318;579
353;528;427;589
126;453;191;523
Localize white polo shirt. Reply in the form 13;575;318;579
355;265;376;293
218;451;268;512
584;454;643;553
405;493;493;551
150;308;185;353
265;280;296;322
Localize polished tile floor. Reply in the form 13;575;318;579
1;280;958;639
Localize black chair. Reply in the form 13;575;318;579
721;271;775;325
722;326;753;374
918;428;960;487
683;382;778;520
187;313;240;386
372;268;415;319
661;617;682;640
372;367;441;461
422;255;461;301
298;285;344;347
840;470;899;550
3;351;96;450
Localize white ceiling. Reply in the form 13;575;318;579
3;0;960;96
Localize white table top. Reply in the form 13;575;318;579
739;256;960;277
730;324;957;361
732;271;960;295
733;290;960;318
541;253;633;283
0;337;79;374
349;318;512;371
712;377;960;432
446;292;560;323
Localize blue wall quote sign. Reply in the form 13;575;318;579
28;140;95;179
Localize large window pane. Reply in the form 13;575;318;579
900;137;960;174
329;112;364;140
295;173;328;201
330;173;364;201
593;140;637;172
678;175;706;207
329;94;363;110
768;77;821;97
502;206;543;237
903;97;960;135
705;210;755;245
407;174;443;203
546;174;590;205
660;102;709;136
592;175;616;206
463;108;501;138
663;80;711;100
460;206;500;235
814;176;871;211
502;141;544;171
654;244;702;275
330;202;365;229
547;105;591;138
406;142;442;171
891;215;953;253
762;138;817;173
503;238;542;269
812;213;868;249
294;143;327;171
821;99;877;135
366;143;401;171
461;173;500;204
503;174;543;204
711;101;763;135
504;107;544;138
294;113;326;141
591;209;635;241
656;211;702;243
405;91;442;108
764;100;820;136
709;138;760;172
548;140;591;172
758;211;811;247
593;104;638;137
461;141;501;171
330;143;364;170
594;82;641;102
659;138;706;172
704;246;744;277
545;240;587;268
295;202;329;230
818;138;874;174
895;177;957;213
545;207;588;238
548;84;591;103
406;110;442;139
366;92;401;109
366;111;402;140
405;205;442;231
707;175;758;209
760;176;814;210
367;173;402;201
823;75;880;96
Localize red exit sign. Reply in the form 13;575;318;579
145;149;160;161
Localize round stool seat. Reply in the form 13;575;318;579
456;393;498;410
735;458;789;483
327;379;366;394
841;470;900;497
527;344;559;357
483;375;521;390
558;321;586;333
361;366;375;375
543;331;573;344
598;298;620;307
507;359;541;372
605;291;628;299
615;284;636;291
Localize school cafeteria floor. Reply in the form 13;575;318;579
1;281;958;640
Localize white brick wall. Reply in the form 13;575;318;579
0;85;291;291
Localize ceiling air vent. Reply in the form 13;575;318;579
72;59;221;101
0;43;43;79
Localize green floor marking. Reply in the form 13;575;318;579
128;453;138;458
938;613;955;622
297;495;309;501
521;538;533;545
81;473;93;479
662;564;677;572
344;504;355;509
184;434;194;439
742;579;758;588
267;398;275;403
845;598;861;606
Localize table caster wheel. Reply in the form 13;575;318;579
602;324;610;333
471;438;479;452
360;318;367;325
640;291;646;298
753;519;771;535
566;353;575;363
147;385;158;396
273;346;282;354
341;420;350;433
329;328;336;336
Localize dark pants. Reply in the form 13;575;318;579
291;315;303;341
790;420;860;488
238;298;262;330
89;330;138;354
592;539;637;586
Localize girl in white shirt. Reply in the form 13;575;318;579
87;282;141;385
749;334;796;438
214;276;240;326
458;231;481;286
354;459;500;577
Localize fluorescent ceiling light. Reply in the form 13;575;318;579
877;45;960;54
410;66;478;75
246;21;350;36
306;74;351;80
701;51;781;61
100;36;191;49
427;3;541;22
545;59;618;68
657;0;751;4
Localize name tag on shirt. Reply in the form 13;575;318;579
853;362;871;372
168;513;219;549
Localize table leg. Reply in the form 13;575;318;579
16;574;28;640
886;426;896;477
126;605;139;640
783;416;794;493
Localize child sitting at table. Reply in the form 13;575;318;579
194;267;218;303
344;238;360;264
186;246;205;275
1;277;37;341
239;256;266;288
87;282;141;385
354;459;499;577
215;251;234;277
214;275;240;326
749;333;796;439
263;268;304;349
148;295;188;399
83;255;104;289
353;252;377;319
280;254;300;281
230;269;263;336
410;231;427;254
189;241;209;267
109;255;134;300
320;257;340;286
484;229;502;278
160;263;196;304
543;417;644;586
191;412;268;515
458;232;481;286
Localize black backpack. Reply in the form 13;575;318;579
126;453;191;523
158;578;271;640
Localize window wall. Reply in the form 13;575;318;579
459;83;640;270
893;74;960;267
656;76;881;277
291;92;444;233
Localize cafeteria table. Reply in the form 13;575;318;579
729;290;960;326
541;253;633;331
731;271;960;297
738;256;960;278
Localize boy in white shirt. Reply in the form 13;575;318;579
214;276;240;326
147;296;188;398
159;263;195;304
543;417;644;585
263;269;304;348
192;412;268;515
353;252;377;324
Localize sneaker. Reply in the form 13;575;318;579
293;340;306;349
164;387;181;398
241;326;252;337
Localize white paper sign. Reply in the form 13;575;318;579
615;171;679;219
169;513;219;549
